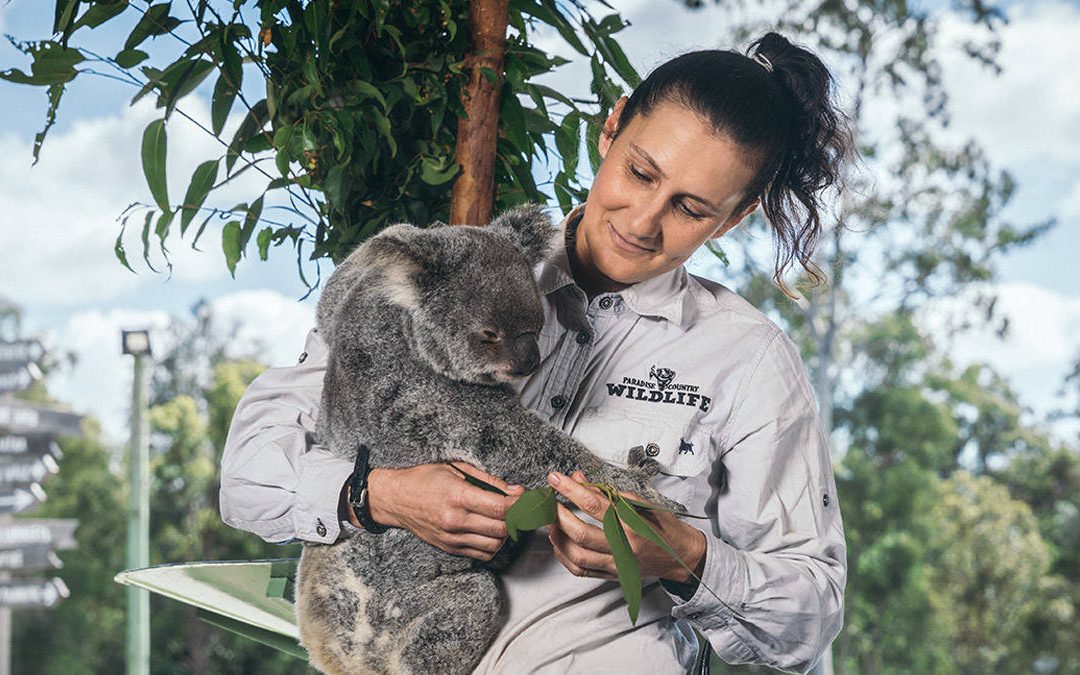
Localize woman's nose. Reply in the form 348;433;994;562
623;196;666;241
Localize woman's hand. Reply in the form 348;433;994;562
362;462;524;560
547;471;706;584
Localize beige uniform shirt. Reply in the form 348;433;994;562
219;211;846;673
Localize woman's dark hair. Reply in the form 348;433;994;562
615;32;853;295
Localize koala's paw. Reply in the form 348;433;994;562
630;481;686;514
589;463;686;515
627;445;664;475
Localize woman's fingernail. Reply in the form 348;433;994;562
548;472;561;485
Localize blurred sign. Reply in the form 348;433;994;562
0;484;46;514
0;340;78;624
0;519;78;550
0;577;69;608
0;340;45;369
0;455;59;485
0;400;83;437
0;434;62;460
0;545;62;572
0;363;41;394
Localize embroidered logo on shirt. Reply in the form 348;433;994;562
649;365;677;390
679;439;694;455
605;365;712;412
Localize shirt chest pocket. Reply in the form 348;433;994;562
572;406;712;478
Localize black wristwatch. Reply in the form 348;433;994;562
348;444;389;534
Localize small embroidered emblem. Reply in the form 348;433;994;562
648;365;677;391
678;439;694;455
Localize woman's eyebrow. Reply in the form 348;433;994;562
628;143;721;214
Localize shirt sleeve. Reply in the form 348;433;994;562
664;329;847;674
218;328;354;544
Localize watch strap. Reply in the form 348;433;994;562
348;444;388;534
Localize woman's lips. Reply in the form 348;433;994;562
607;221;655;255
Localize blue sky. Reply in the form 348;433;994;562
1;0;1077;444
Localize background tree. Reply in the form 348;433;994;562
2;0;639;287
10;303;306;673
676;1;1061;671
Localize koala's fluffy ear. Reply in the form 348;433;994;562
486;203;559;267
316;224;428;335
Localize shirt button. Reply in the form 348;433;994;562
688;612;703;621
576;331;591;345
823;493;830;508
599;297;614;309
316;521;327;537
550;395;567;409
298;352;308;364
645;442;661;457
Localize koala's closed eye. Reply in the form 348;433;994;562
479;329;501;343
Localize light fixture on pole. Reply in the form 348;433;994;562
121;329;151;675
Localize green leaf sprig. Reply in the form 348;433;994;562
502;481;729;624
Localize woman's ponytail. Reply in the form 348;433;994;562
748;32;853;291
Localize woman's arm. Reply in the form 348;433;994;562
670;331;846;673
219;329;352;543
219;328;521;556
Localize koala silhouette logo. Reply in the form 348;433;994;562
649;365;677;391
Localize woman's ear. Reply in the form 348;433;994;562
598;96;628;159
710;198;760;239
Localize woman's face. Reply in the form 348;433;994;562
573;97;760;295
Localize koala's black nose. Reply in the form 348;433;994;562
509;333;540;377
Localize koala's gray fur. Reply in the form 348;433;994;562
296;204;682;675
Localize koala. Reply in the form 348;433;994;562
296;204;683;675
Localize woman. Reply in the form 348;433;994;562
220;32;851;674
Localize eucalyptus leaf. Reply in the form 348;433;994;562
603;503;642;624
454;467;507;496
73;2;129;32
141;118;169;212
256;226;273;261
114;231;134;273
504;486;556;541
124;3;172;51
179;160;218;235
222;219;241;276
115;48;149;68
211;72;238;136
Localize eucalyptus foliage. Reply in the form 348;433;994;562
3;0;640;287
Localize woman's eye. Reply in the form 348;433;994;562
679;202;706;219
628;164;651;182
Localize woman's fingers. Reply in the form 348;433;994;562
549;524;617;578
548;471;609;522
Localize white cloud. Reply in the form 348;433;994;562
209;290;315;368
939;1;1080;166
919;282;1080;419
0;96;277;307
47;289;315;445
48;308;172;444
1061;179;1080;220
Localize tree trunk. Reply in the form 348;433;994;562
450;0;510;225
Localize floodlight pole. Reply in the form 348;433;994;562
123;331;151;675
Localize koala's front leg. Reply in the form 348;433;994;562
573;454;686;514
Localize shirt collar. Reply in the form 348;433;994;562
535;205;696;329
